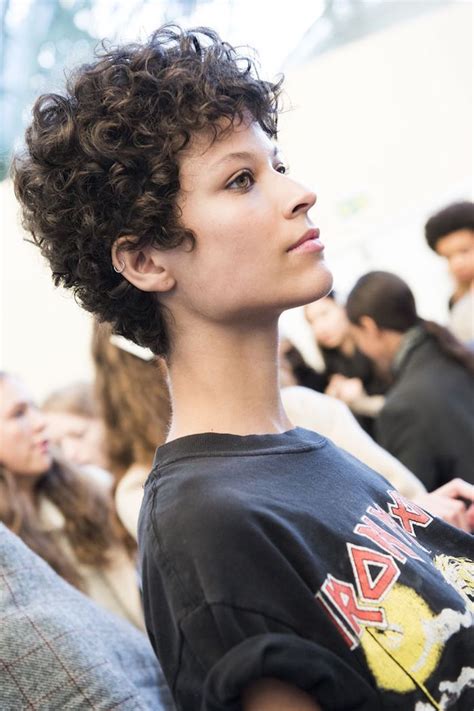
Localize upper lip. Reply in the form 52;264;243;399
287;227;320;252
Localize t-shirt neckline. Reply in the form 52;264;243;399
152;427;326;469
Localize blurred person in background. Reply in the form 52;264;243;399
42;381;110;485
425;200;474;344
282;383;474;530
0;371;145;630
346;271;474;491
304;292;388;433
92;321;170;540
278;336;326;391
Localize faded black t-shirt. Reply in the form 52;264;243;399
138;428;474;711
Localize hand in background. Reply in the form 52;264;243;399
414;478;474;533
325;375;365;404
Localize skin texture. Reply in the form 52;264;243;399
435;228;474;295
243;678;322;711
305;297;352;351
0;376;52;482
348;318;403;376
44;412;107;469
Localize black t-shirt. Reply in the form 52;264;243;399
138;428;474;711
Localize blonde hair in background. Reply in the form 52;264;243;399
92;321;171;480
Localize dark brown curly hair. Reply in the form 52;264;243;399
425;201;474;251
13;25;282;357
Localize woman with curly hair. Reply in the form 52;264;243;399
0;372;145;630
13;25;474;711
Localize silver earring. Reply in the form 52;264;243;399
113;259;125;274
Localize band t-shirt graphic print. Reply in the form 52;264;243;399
138;427;474;711
316;489;473;709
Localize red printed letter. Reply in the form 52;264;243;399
355;516;423;563
387;490;433;536
348;544;400;601
319;574;386;644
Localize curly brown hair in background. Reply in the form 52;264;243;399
13;25;282;358
92;321;170;480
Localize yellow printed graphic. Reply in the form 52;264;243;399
433;555;474;612
360;584;442;694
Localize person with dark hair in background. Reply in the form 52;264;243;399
13;25;474;711
304;291;389;434
425;201;474;343
346;271;474;492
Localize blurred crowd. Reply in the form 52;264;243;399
1;199;473;630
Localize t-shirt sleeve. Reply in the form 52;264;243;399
180;606;379;711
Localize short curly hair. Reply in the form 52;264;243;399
424;201;474;252
13;25;282;357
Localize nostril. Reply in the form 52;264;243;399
292;202;309;215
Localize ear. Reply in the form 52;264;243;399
359;315;380;336
111;237;176;294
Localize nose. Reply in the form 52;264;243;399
282;177;317;219
32;406;47;434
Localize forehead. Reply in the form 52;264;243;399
0;377;29;414
436;229;474;256
306;298;339;320
178;117;275;181
46;412;90;434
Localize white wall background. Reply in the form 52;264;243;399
1;2;472;396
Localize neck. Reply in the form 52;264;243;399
15;474;40;507
384;330;406;367
340;333;355;357
166;317;292;441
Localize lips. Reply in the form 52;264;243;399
287;228;323;252
36;439;50;455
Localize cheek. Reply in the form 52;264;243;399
0;428;29;471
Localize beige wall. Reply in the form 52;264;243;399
1;2;472;394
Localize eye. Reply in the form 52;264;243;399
12;404;27;419
275;163;288;175
226;170;254;191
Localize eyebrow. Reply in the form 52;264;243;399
211;145;279;169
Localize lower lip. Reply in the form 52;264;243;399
289;238;325;254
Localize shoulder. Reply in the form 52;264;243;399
281;385;350;438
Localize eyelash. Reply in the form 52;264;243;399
226;163;289;192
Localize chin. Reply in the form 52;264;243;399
300;266;333;307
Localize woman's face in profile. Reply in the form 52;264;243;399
164;116;333;323
44;412;107;469
0;376;52;477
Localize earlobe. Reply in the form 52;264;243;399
111;238;176;294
